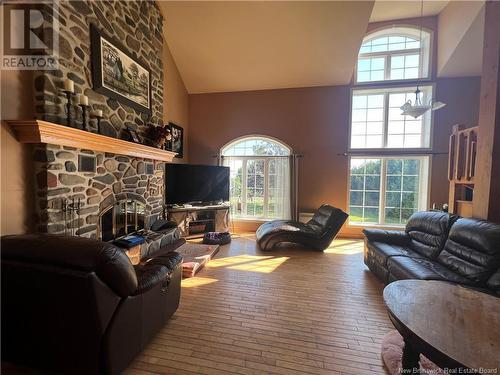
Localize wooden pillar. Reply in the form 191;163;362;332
472;1;500;221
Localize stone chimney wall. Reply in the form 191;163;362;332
30;0;167;238
34;144;164;238
35;0;164;140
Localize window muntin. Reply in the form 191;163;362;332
222;137;291;220
349;157;429;225
360;36;420;54
356;27;431;83
357;57;385;83
351;86;432;149
349;158;381;223
221;137;290;157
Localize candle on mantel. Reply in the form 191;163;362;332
91;109;103;117
63;79;74;93
78;94;89;106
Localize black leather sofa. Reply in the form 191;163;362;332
363;211;500;295
256;204;348;251
1;234;183;375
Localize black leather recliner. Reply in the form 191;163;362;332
1;234;183;375
363;211;500;295
256;204;348;251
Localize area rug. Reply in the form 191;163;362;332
176;242;220;278
381;330;443;375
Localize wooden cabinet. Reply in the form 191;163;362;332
168;205;230;238
448;125;478;217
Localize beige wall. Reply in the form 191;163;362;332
188;77;481;236
163;42;189;163
0;40;189;236
437;1;484;76
189;85;351;211
0;69;35;235
187;15;481;236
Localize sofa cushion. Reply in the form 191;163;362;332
437;218;500;285
387;256;472;285
405;211;457;259
366;241;423;267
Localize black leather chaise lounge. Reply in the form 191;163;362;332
256;204;348;251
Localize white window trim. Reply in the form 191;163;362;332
221;134;292;156
355;26;434;85
221;136;292;220
226;156;287;220
347;155;430;227
349;84;435;152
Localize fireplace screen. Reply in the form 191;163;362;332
99;200;146;241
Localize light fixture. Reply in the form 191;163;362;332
400;86;447;119
400;0;446;118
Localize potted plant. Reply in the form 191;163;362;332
147;124;171;149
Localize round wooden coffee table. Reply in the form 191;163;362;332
383;280;500;373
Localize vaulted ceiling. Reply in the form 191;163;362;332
160;1;374;93
369;1;448;22
159;1;484;94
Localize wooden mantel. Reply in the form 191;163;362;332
7;120;178;162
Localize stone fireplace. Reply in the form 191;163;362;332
8;0;175;243
33;142;165;239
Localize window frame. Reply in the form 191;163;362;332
221;136;292;221
347;155;431;227
355;26;434;85
348;83;435;152
347;26;436;228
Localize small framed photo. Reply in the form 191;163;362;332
167;122;183;158
126;126;141;143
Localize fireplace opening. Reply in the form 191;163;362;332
98;199;146;241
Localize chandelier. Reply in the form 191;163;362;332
400;86;447;118
400;0;446;119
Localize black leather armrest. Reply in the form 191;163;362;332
148;251;183;271
133;263;171;295
363;229;410;246
142;239;186;262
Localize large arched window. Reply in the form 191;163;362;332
348;26;433;226
356;26;431;83
221;136;292;220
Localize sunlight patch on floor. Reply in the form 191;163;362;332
181;277;218;288
324;239;364;255
207;254;274;267
207;254;290;273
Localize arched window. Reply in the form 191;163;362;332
221;136;291;220
348;26;433;226
356;26;432;83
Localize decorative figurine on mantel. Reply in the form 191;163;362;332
147;124;172;149
62;79;74;127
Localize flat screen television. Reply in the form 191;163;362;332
165;164;230;205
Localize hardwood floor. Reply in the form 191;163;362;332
125;235;392;375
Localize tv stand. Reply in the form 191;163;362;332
167;204;230;238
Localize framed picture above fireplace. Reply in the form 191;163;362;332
90;23;151;114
